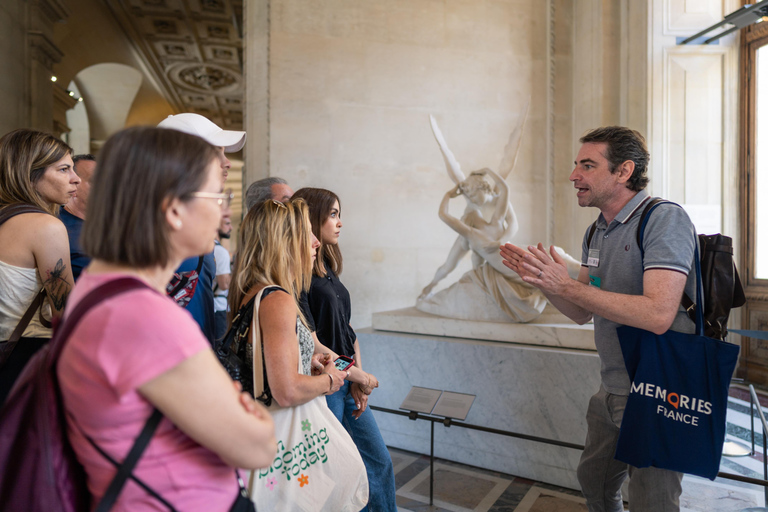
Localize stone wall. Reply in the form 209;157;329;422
244;0;741;329
247;0;561;326
0;0;29;136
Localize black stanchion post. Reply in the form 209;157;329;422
430;420;435;506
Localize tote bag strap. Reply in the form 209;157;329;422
250;285;299;398
248;284;301;496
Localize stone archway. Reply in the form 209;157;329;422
73;63;142;153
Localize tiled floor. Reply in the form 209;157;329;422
388;385;768;511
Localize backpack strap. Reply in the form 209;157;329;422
0;203;49;224
636;198;703;334
91;409;177;512
586;221;597;248
636;197;669;256
52;277;179;510
7;290;46;344
50;278;148;360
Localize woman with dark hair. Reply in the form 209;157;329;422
292;187;396;512
57;126;275;511
0;129;80;404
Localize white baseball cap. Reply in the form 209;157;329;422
157;113;246;153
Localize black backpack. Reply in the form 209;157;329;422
587;198;745;341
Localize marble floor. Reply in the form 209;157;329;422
389;385;768;511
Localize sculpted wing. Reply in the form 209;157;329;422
497;98;530;180
429;115;465;185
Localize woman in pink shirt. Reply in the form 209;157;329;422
58;126;275;511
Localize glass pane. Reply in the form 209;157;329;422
755;46;768;279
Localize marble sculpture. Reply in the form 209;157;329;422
417;106;581;323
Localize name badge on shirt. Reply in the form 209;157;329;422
589;275;601;288
587;249;600;267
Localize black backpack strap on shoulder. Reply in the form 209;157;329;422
586;221;598;248
92;409;178;512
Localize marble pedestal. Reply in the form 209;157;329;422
358;309;601;490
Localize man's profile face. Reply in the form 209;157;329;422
569;142;620;209
73;159;96;206
270;183;294;202
218;217;232;239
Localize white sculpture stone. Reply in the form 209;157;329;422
417;107;581;323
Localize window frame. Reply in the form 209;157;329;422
741;22;768;293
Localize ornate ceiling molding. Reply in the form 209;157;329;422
103;0;244;129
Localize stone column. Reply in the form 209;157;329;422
243;0;270;188
28;0;70;133
551;0;649;255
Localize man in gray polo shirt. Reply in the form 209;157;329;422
500;126;697;512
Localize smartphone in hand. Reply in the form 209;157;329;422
334;355;355;371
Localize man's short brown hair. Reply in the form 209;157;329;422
580;126;649;192
83;126;218;268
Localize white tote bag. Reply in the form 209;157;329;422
248;286;369;512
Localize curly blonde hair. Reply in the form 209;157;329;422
229;198;314;324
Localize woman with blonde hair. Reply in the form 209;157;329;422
57;126;275;511
229;198;368;511
228;198;347;406
0;129;80;404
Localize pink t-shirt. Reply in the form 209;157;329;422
58;272;239;511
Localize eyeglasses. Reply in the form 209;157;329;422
271;199;287;209
191;191;234;207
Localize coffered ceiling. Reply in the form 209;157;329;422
103;0;244;130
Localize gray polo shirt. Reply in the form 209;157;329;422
581;189;698;395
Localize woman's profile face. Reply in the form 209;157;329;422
320;199;342;246
310;232;320;261
34;154;80;206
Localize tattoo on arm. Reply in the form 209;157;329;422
44;259;71;311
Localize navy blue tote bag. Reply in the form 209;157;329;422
615;225;740;480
